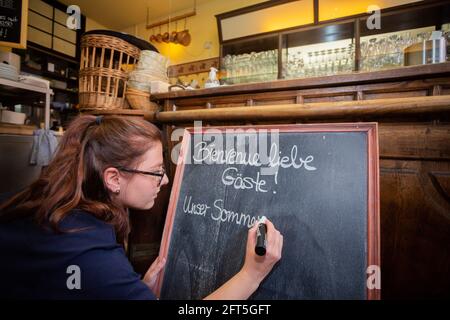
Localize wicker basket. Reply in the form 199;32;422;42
79;34;141;110
126;87;159;112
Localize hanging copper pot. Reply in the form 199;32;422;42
155;26;162;42
170;21;178;43
178;29;191;46
162;32;170;43
149;27;156;42
170;31;178;43
162;24;170;43
177;18;191;46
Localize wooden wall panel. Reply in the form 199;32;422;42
364;90;429;100
379;123;450;160
304;94;355;103
380;160;450;298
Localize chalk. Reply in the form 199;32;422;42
255;216;267;256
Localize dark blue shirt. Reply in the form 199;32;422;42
0;205;156;300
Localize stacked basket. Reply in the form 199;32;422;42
78;33;141;110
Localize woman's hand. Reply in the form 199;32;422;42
143;256;166;295
204;218;283;300
240;218;283;285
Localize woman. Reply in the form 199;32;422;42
0;115;283;299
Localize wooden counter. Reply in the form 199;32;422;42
0;123;39;136
0;123;64;136
152;62;450;100
140;63;450;299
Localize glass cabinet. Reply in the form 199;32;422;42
358;3;447;71
218;0;450;85
281;21;355;79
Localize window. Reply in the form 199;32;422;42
27;0;78;57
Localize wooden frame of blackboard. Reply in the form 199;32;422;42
156;123;380;300
0;0;28;49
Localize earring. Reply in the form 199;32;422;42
115;189;120;194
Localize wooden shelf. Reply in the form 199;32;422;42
0;123;64;136
25;43;79;65
0;77;53;95
152;62;450;100
51;87;78;94
147;95;450;123
20;65;78;83
0;123;38;136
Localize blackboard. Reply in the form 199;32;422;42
157;123;380;300
0;0;28;49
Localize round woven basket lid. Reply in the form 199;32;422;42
83;29;158;52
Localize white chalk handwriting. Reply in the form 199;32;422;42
181;195;260;229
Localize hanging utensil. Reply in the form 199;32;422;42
156;25;163;42
163;23;170;43
170;21;178;44
181;30;191;46
178;18;191;46
149;27;156;42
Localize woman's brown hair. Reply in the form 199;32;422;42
0;115;162;244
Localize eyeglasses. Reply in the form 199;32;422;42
117;166;166;186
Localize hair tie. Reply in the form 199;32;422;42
95;116;103;125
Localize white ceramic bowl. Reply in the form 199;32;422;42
140;50;169;66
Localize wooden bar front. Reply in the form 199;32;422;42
144;62;450;299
